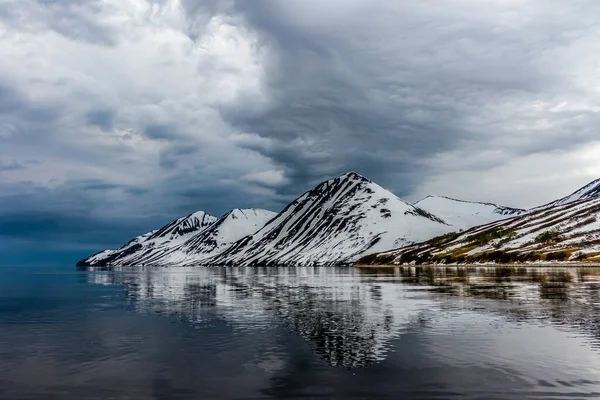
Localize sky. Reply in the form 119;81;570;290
1;0;600;265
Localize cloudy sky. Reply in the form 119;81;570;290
2;0;600;265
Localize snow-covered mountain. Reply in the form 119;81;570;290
78;211;216;266
534;178;600;210
361;196;600;265
78;211;217;266
211;172;454;266
81;172;600;268
151;208;277;265
415;196;526;230
77;209;276;267
78;171;539;267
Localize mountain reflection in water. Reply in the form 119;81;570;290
87;266;600;368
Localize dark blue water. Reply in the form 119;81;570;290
1;265;600;399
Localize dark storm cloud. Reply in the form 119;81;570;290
214;0;600;197
213;1;510;194
0;173;276;262
0;180;175;265
0;211;157;266
158;167;283;216
0;211;113;241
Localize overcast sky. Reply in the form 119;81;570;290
2;0;600;265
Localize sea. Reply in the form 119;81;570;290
0;264;599;399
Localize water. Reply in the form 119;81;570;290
1;265;600;399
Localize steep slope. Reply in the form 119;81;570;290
360;197;600;265
211;172;453;266
534;178;600;209
77;211;217;266
415;196;526;229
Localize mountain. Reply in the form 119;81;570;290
151;208;277;265
211;172;454;266
77;209;276;267
84;171;600;268
534;178;600;210
77;211;218;266
415;196;526;229
359;196;600;265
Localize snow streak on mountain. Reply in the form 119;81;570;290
211;172;453;266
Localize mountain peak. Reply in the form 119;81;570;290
147;210;217;241
340;171;370;182
188;210;211;219
226;208;276;220
228;208;245;217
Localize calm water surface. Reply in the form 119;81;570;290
1;265;600;399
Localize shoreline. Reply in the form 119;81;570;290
354;262;600;268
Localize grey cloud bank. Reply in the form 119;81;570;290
1;0;600;265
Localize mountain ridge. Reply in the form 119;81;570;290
77;209;275;267
78;172;600;267
416;194;523;210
